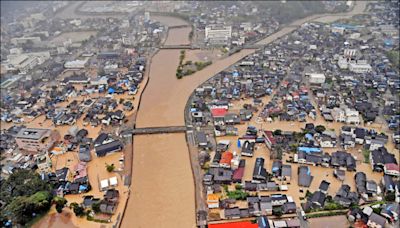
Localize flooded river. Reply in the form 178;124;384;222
123;134;195;228
122;2;370;228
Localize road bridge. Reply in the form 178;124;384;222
169;25;191;29
123;126;188;135
160;45;200;50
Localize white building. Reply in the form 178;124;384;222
11;36;41;46
57;46;68;54
64;59;88;69
344;49;357;57
240;22;252;32
104;64;119;73
121;19;130;28
9;48;23;55
5;55;39;73
70;19;82;26
144;11;150;22
345;108;361;125
331;26;345;35
205;25;232;44
338;56;349;69
308;73;326;84
349;62;372;73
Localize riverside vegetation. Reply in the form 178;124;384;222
176;50;212;79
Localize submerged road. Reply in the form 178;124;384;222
121;2;369;227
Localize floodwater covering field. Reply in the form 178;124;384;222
51;31;97;44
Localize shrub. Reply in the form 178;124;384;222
70;202;85;217
222;185;228;193
315;125;326;134
306;211;346;218
92;201;101;213
226;190;249;200
53;196;67;213
273;207;283;217
363;149;371;163
385;192;396;202
105;163;115;172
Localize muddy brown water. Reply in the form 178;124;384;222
33;209;78;228
308;215;350;228
123;2;372;227
32;2;371;227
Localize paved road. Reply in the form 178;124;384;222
297;208;309;228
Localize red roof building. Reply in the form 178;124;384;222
263;130;277;149
232;167;244;183
220;151;233;168
209;221;258;228
211;108;228;118
384;163;400;176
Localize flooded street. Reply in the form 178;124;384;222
308;215;349;228
33;209;77;228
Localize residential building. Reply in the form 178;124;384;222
207;193;220;209
64;59;88;69
367;212;387;228
345;108;361;125
15;128;59;152
308;73;326;84
348;62;372;73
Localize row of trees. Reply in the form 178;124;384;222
176;50;186;79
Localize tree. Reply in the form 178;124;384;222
0;170;51;204
315;125;326;134
385;192;396;202
273;207;283;217
70;202;85;217
91;201;101;213
273;129;282;136
227;190;249;200
235;184;243;190
54;196;67;213
3;191;52;225
106;163;115;172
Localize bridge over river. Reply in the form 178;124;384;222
121;126;189;135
